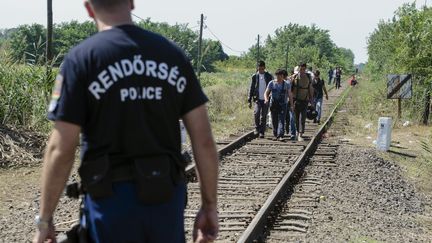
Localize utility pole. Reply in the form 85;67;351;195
196;14;204;80
285;42;289;70
46;0;53;64
256;34;260;62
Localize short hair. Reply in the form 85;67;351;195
89;0;128;10
275;69;285;76
257;61;266;67
299;63;307;68
314;70;321;76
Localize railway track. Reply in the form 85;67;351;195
184;85;351;242
264;140;340;242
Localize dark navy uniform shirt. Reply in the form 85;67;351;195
47;24;208;164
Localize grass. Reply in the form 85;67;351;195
200;68;253;139
0;52;54;132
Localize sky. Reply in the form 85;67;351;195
0;0;429;64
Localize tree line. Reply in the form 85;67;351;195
366;3;431;124
0;19;354;74
246;23;355;73
0;19;228;72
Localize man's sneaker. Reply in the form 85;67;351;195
298;135;304;142
259;133;265;138
254;130;259;135
278;137;284;142
317;119;321;124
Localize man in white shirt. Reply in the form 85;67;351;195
248;61;273;138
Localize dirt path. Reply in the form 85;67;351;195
0;124;80;242
304;145;431;242
302;94;432;242
0;166;81;242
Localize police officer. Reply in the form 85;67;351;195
33;1;219;243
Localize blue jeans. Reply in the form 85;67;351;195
315;97;323;121
285;105;296;136
82;182;187;243
271;103;287;138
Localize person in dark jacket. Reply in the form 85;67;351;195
248;61;273;138
312;70;329;124
335;67;342;89
32;1;219;242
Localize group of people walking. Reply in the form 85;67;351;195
248;61;328;141
328;67;343;89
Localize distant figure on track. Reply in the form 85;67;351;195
349;75;358;87
312;70;329;124
248;60;273;138
328;67;333;85
335;67;342;89
33;1;219;243
264;69;294;141
292;63;314;141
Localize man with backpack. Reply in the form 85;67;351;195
248;61;273;138
312;70;329;124
292;63;314;141
264;69;294;141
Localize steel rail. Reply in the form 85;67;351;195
185;130;257;175
237;86;352;243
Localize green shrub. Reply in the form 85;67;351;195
0;52;55;131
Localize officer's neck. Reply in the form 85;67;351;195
95;12;134;32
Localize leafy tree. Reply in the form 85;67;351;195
366;3;432;124
199;40;229;72
136;18;228;72
9;24;46;64
244;23;354;73
5;19;228;72
54;21;97;59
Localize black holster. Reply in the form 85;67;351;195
78;154;184;204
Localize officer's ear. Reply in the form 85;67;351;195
84;1;96;19
130;0;135;10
